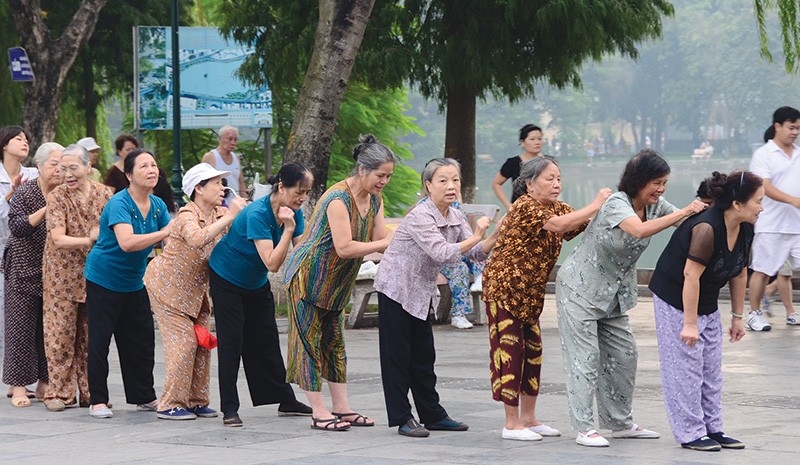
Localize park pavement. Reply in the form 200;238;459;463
0;296;797;465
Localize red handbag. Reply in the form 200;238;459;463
194;325;218;350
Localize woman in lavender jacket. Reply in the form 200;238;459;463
373;158;502;438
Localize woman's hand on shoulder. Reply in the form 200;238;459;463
473;216;491;237
226;196;247;217
681;199;707;217
591;188;613;209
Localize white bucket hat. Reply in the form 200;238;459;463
182;163;230;197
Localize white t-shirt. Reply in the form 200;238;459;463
212;148;242;195
749;140;800;233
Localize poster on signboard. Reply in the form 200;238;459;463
134;26;272;130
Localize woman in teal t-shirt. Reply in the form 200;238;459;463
208;162;313;427
84;149;172;419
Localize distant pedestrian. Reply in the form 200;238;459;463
144;163;246;421
208;162;314;427
492;124;545;210
649;170;760;451
3;142;63;407
745;106;800;331
374;158;501;438
482;156;611;442
76;137;103;182
42;144;114;412
555;149;706;447
283;135;394;432
202;125;247;196
84;149;172;419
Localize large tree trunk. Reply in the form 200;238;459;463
284;0;376;210
9;0;109;151
444;85;477;202
82;50;98;138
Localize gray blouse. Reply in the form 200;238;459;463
557;191;676;313
373;198;488;320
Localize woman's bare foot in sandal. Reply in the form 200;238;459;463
311;417;351;431
34;381;47;401
332;412;374;426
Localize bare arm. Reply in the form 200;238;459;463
113;221;172;253
27;206;46;228
370;201;389;242
618;200;707;239
50;226;98;250
238;169;247;198
727;267;747;342
543;188;612;233
328;199;391;259
763;178;800;208
200;151;216;166
492;173;512;210
679;259;705;347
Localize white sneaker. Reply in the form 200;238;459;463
611;423;660;439
576;430;609;447
502;427;543;441
787;313;800;325
451;315;473;329
529;424;561;437
746;310;772;331
470;274;483;293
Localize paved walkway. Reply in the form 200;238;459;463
0;296;797;464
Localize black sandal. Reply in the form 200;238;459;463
332;411;375;427
311;416;350;431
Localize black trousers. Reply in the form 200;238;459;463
86;280;156;406
210;269;295;416
378;292;447;427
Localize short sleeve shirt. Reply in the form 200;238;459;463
649;206;753;315
557;191;677;313
84;189;171;292
748;140;800;233
482;195;581;323
209;194;304;290
499;156;524;203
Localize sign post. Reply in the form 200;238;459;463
7;47;35;82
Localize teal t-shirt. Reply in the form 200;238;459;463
84;189;171;292
209;194;305;290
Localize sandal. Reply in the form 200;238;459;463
332;411;375;427
6;388;35;399
11;397;31;408
311;416;351;431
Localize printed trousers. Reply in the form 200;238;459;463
43;294;89;403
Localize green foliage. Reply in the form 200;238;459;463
756;0;800;72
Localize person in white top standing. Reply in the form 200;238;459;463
746;106;800;331
202;125;246;197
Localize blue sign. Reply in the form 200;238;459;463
8;47;35;82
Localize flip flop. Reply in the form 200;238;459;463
332;411;375;427
11;397;31;408
311;416;350;431
6;388;35;399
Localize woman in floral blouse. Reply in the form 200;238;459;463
143;163;245;420
555;149;706;447
482;156;611;442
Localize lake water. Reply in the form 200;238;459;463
478;156;753;269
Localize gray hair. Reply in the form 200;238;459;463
218;125;238;138
351;134;397;175
512;156;558;198
61;144;91;166
422;158;461;192
33;142;65;165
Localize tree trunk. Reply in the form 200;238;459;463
9;0;109;151
82;50;98;138
444;85;477;202
284;0;376;210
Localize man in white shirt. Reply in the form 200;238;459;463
747;106;800;331
202;125;246;196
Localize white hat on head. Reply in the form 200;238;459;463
76;137;101;151
182;163;230;198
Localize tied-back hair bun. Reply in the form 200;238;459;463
703;170;762;209
352;134;379;161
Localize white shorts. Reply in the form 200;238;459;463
751;232;800;276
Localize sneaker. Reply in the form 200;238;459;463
277;399;313;416
470;274;483;293
611;423;660;439
157;407;197;420
681;435;721;451
708;432;745;449
136;400;158;411
451;315;473;329
399;418;430;438
89;404;113;419
745;310;772;331
576;430;609;447
787;313;800;326
502;427;543;441
425;416;469;431
189;405;219;418
529;424;561;437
